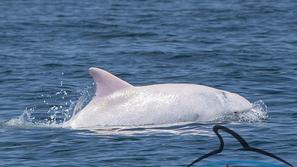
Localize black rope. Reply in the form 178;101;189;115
187;125;293;167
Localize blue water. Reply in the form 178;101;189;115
1;0;296;166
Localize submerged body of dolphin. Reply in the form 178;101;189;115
66;67;252;128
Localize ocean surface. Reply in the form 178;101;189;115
0;0;296;166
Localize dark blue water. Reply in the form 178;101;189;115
0;0;296;166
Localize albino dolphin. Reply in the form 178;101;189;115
66;67;252;128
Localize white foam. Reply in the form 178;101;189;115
238;100;268;122
5;86;92;128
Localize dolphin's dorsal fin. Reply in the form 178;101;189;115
89;67;133;98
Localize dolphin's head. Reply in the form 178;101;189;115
220;91;253;114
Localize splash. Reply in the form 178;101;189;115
217;100;268;123
238;100;268;122
6;85;93;128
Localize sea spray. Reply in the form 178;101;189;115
6;85;93;127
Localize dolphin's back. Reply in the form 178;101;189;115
67;83;251;128
65;68;252;128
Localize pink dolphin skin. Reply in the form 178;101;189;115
65;67;252;128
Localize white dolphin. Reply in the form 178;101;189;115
66;67;252;128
